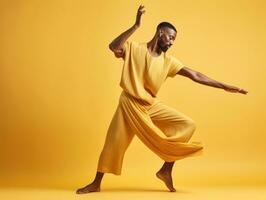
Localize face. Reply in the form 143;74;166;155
157;27;176;52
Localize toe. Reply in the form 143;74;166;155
170;188;176;192
76;188;84;194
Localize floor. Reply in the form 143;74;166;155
1;185;266;200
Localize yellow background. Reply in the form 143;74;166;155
0;0;265;190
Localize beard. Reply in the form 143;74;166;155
158;39;169;52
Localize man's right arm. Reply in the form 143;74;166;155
108;5;145;58
108;24;139;58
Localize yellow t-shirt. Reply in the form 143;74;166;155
119;40;184;105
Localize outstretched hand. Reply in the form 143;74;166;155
134;5;145;28
224;85;248;95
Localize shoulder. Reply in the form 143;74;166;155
125;40;140;47
120;40;143;60
164;53;185;77
164;53;183;66
123;40;141;53
125;40;145;54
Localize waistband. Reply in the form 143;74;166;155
120;90;159;107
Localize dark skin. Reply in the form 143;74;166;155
76;4;248;194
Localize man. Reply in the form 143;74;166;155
76;5;248;194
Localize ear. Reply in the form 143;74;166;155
159;30;163;37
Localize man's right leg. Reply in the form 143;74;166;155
76;171;104;194
76;98;135;194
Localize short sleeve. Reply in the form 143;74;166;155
167;56;185;78
122;40;132;60
111;40;132;59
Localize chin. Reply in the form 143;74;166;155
158;43;169;52
162;48;168;52
162;45;170;52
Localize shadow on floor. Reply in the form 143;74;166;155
0;185;193;194
101;187;192;193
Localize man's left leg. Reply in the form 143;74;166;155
156;161;176;192
147;100;197;192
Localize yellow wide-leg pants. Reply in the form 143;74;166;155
97;91;204;175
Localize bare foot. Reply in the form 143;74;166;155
76;182;100;194
156;171;176;192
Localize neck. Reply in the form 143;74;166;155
147;36;162;56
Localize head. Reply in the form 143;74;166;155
156;22;177;52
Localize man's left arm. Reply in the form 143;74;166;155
177;67;248;95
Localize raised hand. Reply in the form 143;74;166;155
224;85;248;95
134;5;145;28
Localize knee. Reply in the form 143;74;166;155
185;119;196;132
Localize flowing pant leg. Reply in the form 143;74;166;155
119;91;203;162
148;100;197;143
97;98;135;175
97;91;204;175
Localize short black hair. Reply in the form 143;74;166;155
156;22;177;32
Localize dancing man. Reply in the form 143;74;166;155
76;5;248;194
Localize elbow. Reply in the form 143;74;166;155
109;43;114;51
192;72;206;84
191;72;200;82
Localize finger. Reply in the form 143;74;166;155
140;10;146;14
240;89;248;94
139;9;145;13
